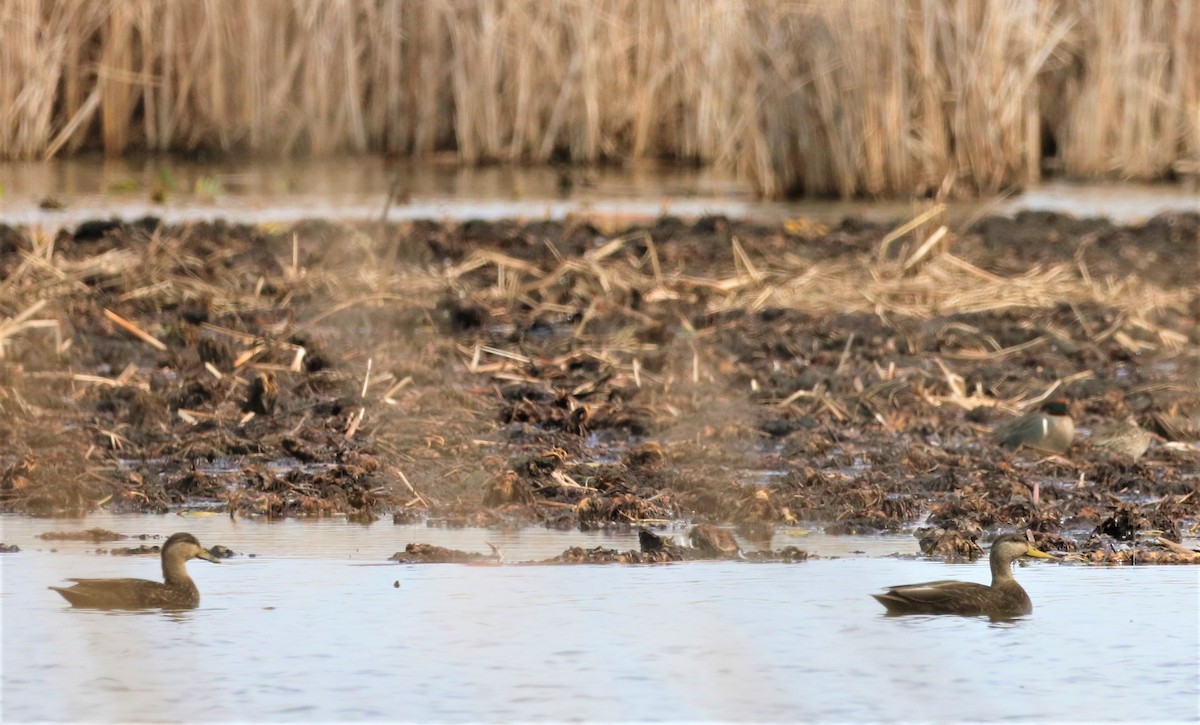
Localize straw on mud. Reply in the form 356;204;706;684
382;376;412;403
944;336;1049;361
877;205;945;261
550;469;594;491
1017;372;1095;408
921;357;993;411
644;233;664;290
0;299;49;340
394;467;428;508
176;408;222;424
730;236;763;283
0;300;60;358
360;358;373;399
478;345;532;364
1154;537;1200;560
344;408;365;440
233;346;265;368
102;309;167;351
71;372;146;391
289;347;306;372
901;226;950;272
835;332;856;374
584;235;630;263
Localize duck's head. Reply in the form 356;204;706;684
163;532;221;564
990;533;1053;563
1041;399;1071;417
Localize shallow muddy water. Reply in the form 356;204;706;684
2;514;1197;723
2;158;1196;228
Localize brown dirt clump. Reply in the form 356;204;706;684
391;525;811;565
38;528;127;542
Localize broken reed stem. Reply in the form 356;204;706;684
394;467;428;508
360;357;372;399
103;308;167;351
382;375;412;403
901;226;950;272
344;408;365;440
0;299;49;339
878;205;946;260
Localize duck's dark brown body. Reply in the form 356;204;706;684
51;576;202;609
50;532;219;609
873;577;1033;617
873;534;1051;617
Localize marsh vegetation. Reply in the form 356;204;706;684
3;1;1197;197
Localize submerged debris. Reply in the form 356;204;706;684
392;524;812;566
108;545;160;556
917;524;984;560
208;545;237;559
1068;535;1200;565
389;543;500;564
38;529;127;542
544;546;677;564
1093;502;1180;543
688;524;742;559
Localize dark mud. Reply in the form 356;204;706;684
37;528;133;542
0;211;1197;564
389;525;812;565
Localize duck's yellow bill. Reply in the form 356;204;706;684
198;548;222;563
1025;545;1053;559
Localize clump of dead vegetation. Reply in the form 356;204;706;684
390;525;810;565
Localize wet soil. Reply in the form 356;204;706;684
388;524;812;565
0;210;1197;564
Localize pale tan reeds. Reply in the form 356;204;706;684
1;0;1197;196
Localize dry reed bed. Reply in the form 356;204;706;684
2;1;1197;196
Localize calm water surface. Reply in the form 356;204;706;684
3;158;1196;228
1;514;1197;723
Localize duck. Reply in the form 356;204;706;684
872;533;1053;617
50;532;220;609
1090;419;1152;461
994;399;1074;455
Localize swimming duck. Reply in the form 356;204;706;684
50;532;220;609
872;533;1053;617
994;399;1074;455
